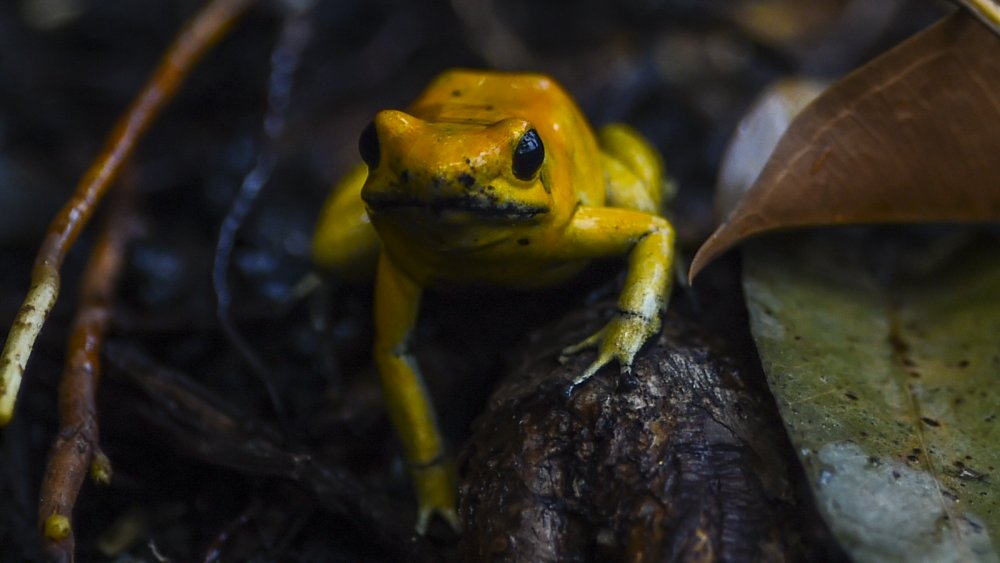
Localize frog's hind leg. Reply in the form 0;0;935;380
311;163;380;281
598;123;674;213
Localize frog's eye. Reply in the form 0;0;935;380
512;129;544;181
359;121;380;168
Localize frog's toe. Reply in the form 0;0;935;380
415;503;462;536
561;325;606;357
412;458;461;535
560;325;613;395
565;350;618;396
563;312;660;395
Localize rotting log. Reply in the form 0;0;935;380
459;300;838;561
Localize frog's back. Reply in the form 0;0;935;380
411;70;578;125
409;70;606;207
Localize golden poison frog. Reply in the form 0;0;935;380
312;70;675;533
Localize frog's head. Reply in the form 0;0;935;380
359;109;552;226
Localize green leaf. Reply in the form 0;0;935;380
743;230;1000;562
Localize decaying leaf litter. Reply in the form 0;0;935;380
743;231;1000;563
704;8;1000;562
691;11;1000;280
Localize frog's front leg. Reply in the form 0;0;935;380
559;206;675;392
312;164;380;281
372;252;459;534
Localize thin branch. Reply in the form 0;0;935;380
958;0;1000;33
213;6;314;418
0;0;255;425
38;180;138;561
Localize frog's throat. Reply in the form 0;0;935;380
364;193;549;220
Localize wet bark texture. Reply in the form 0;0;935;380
460;302;813;562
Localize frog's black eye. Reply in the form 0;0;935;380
512;129;544;180
359;121;380;168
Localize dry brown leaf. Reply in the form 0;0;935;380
689;11;1000;281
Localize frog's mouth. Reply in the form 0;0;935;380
364;193;549;220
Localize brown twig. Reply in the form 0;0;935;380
0;0;255;425
37;181;138;562
201;500;263;563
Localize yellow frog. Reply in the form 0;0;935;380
312;69;675;533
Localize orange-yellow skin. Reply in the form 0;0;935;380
312;70;675;533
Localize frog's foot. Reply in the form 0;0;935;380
412;458;461;535
562;310;661;395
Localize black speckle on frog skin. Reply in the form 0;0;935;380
363;191;549;219
431;176;446;191
458;173;475;188
517;238;530;246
